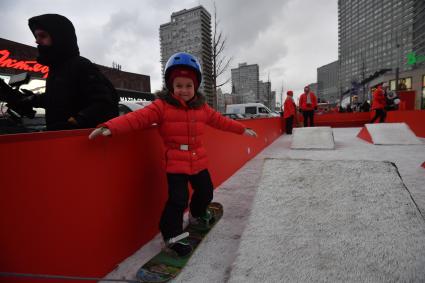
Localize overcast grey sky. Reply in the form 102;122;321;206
0;0;338;103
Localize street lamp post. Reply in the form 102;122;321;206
395;42;400;91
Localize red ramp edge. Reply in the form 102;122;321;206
421;162;425;169
357;126;373;144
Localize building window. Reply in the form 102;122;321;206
389;77;411;90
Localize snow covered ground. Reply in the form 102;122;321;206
102;127;425;283
291;126;335;149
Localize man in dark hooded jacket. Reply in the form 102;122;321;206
25;14;119;130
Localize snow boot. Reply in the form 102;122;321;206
165;232;192;257
189;208;216;231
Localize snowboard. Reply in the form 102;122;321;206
136;202;223;282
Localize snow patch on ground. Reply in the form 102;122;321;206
365;123;423;145
228;159;425;282
291;127;335;149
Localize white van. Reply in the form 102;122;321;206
226;103;278;117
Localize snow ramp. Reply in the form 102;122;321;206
228;159;425;283
291;127;335;149
357;122;423;145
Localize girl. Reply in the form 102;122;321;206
89;52;257;257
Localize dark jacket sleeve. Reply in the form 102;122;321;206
32;93;47;108
74;59;119;127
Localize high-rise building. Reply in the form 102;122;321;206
270;90;277;111
231;63;259;103
160;6;214;107
317;60;339;104
338;0;416;92
259;80;272;108
216;88;225;113
412;0;425;109
413;0;425;63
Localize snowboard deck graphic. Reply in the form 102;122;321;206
136;202;223;282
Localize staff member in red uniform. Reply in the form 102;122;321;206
283;90;297;134
298;85;317;127
89;52;257;257
370;84;387;123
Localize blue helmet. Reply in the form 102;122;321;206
164;52;202;90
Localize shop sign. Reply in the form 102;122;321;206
407;51;425;66
0;49;49;78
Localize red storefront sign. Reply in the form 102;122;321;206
0;49;49;78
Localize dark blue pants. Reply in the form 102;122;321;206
303;110;314;127
371;109;386;123
285;116;294;134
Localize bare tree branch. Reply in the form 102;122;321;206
217;77;231;88
217;56;232;77
211;0;232;109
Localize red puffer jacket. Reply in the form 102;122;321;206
283;97;296;118
299;92;318;111
371;87;386;110
103;92;246;175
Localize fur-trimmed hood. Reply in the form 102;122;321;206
156;89;206;109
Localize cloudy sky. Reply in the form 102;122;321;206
0;0;338;104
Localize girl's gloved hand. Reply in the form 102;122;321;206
88;127;111;140
244;128;258;137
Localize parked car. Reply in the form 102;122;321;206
21;108;46;132
0;101;152;135
225;103;279;118
0;105;46;134
222;113;248;120
118;101;151;115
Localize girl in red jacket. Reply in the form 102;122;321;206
89;52;257;257
283;90;297;134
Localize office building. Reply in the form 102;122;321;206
338;0;415;90
231;63;259;103
338;0;425;108
259;80;272;109
413;0;425;63
160;6;214;107
317;60;339;104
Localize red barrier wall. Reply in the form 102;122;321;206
286;110;425;138
311;112;370;128
386;110;425;137
0;118;282;283
397;91;416;110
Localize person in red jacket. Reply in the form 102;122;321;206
298;85;317;127
283;90;297;134
89;52;257;257
370;85;387;123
